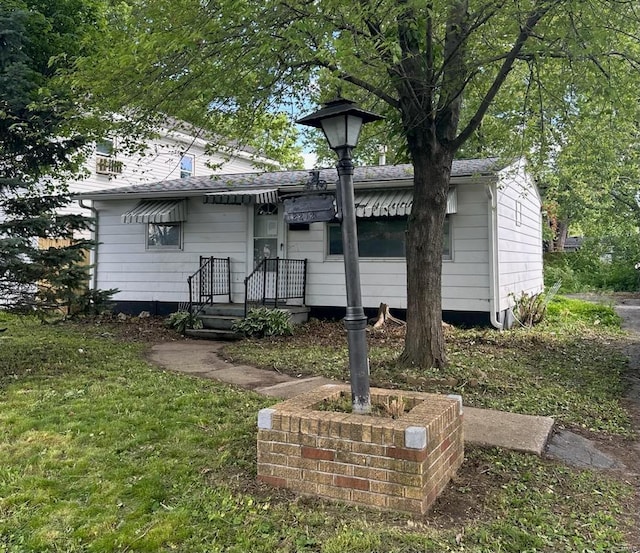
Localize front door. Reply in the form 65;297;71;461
251;203;283;302
253;202;282;267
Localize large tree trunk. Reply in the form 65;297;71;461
393;0;467;369
554;218;570;252
398;147;454;369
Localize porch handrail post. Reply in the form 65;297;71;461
211;256;216;297
261;259;268;306
226;257;232;303
243;274;249;317
302;259;308;305
274;257;280;307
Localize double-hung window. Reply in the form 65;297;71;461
180;154;195;178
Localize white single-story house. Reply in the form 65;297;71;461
77;157;543;328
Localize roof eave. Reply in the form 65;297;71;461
75;173;498;201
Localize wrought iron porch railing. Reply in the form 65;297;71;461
244;257;307;316
187;256;231;315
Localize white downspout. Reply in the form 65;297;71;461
79;199;98;290
486;183;503;330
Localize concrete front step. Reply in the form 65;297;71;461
194;303;311;327
199;303;245;317
198;314;241;330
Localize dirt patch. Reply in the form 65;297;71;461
64;314;186;344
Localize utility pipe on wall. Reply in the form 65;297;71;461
486;183;503;330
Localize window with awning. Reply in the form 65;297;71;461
328;217;451;259
121;199;187;224
327;188;456;260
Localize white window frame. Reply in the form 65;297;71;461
180;154;195;178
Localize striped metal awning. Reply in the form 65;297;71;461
354;187;457;217
121;199;187;224
204;188;278;205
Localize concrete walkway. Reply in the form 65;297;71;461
148;341;554;455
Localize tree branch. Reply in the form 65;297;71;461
611;189;640;214
310;60;400;108
451;0;565;151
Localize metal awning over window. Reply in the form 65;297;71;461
354;187;457;217
204;188;278;205
121;199;187;224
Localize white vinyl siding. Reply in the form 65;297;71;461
94;198;248;303
71;137;257;196
287;183;491;311
90;158;543;318
495;161;544;311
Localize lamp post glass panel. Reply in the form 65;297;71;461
297;99;383;415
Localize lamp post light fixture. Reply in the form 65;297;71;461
297;98;383;414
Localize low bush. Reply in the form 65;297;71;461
166;309;203;334
69;287;119;317
232;307;292;338
511;282;561;327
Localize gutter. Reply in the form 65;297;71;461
79;199;99;290
486;182;503;330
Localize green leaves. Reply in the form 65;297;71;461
165;310;203;334
231;308;293;338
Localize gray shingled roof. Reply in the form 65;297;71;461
79;157;502;198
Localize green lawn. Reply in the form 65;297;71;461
0;306;637;552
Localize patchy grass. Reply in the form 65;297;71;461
224;297;633;436
0;310;637;552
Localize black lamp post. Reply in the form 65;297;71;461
297;99;383;414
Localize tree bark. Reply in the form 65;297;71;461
393;1;466;369
554;218;570;252
398;147;453;369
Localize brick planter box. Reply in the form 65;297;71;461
257;384;463;514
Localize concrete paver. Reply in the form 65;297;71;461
257;376;336;399
464;407;554;455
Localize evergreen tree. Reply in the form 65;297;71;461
0;2;101;313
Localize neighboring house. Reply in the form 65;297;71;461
77;157;543;328
53;121;272;272
69;122;269;206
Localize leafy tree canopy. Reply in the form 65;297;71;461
72;0;640;367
